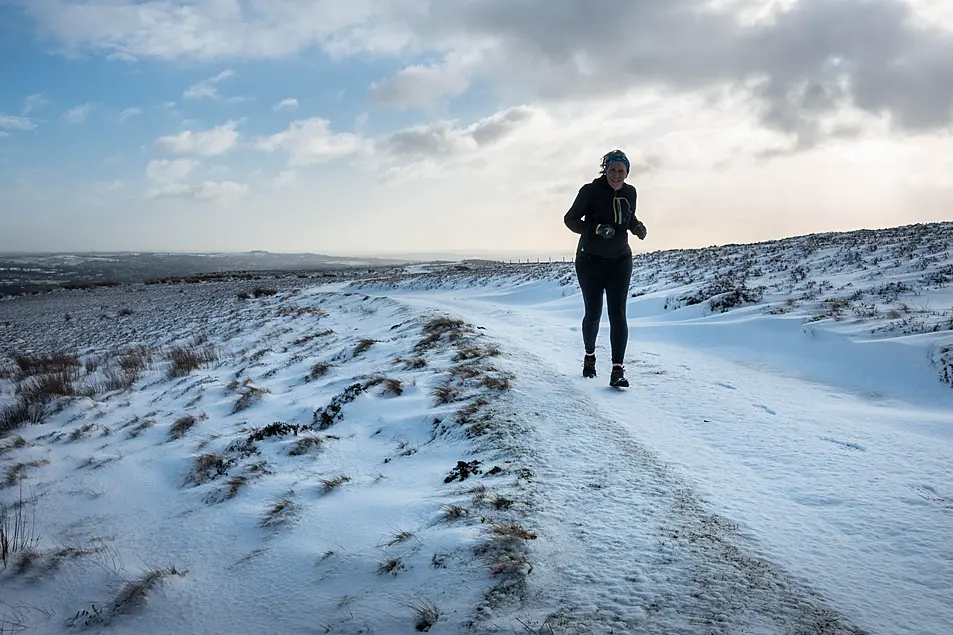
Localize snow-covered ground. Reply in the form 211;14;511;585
1;222;951;634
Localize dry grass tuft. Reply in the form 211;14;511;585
353;338;377;356
115;566;186;612
168;414;199;441
17;370;80;401
67;423;97;442
306;362;331;381
402;357;427;370
185;453;232;486
3;460;49;488
231;382;270;414
443;504;468;522
117;346;152;375
492;495;516;510
320;474;351;493
0;398;35;433
377;556;403;576
415;316;468;351
288;434;323;456
1;486;39;569
378;377;404;397
386;529;415;547
224;476;249;499
481;374;511;391
0;436;27;458
432;383;462;405
13;352;81;377
126;419;155;439
68;565;187;628
167;342;217;378
292;329;334;346
260;496;300;531
409;598;440;632
491;522;537;541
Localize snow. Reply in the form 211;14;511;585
1;222;952;634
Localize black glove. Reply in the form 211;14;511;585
633;221;647;240
595;224;616;239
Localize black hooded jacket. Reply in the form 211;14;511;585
564;175;640;258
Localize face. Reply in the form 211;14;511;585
605;161;627;189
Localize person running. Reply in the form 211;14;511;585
563;149;647;387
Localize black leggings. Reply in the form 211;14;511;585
574;254;633;364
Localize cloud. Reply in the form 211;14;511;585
271;170;297;187
63;103;92;123
119;107;143;121
145;156;245;201
414;0;953;142
370;53;475;108
22;94;49;115
254;118;364;166
0;115;37;131
20;0;414;60
148;180;248;201
92;179;124;192
378;106;537;160
183;69;238;101
274;98;298;111
156;121;240;156
106;49;138;62
18;0;953;149
146;158;199;184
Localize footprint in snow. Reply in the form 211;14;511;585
821;437;866;452
755;404;777;415
717;382;737;390
911;484;953;510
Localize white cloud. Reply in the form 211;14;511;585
20;0;953;140
145;156;246;201
0;131;9;138
63;103;92;124
146;158;199;184
92;179;124;192
271;170;297;187
20;0;414;60
183;69;238;101
106;49;138;62
22;94;48;115
370;53;476;109
376;106;538;162
156;121;240;156
274;98;299;111
149;180;248;201
254;118;364;166
119;107;143;121
0;115;37;131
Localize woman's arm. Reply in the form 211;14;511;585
563;185;590;234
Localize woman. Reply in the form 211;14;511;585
563;149;647;387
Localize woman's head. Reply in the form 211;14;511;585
600;149;629;190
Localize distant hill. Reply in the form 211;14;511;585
0;251;421;297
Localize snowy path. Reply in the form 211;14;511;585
374;285;953;635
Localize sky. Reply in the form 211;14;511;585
1;0;952;257
1;225;952;634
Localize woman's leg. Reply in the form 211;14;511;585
604;256;633;365
574;255;606;354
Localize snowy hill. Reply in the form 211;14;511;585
1;222;951;635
